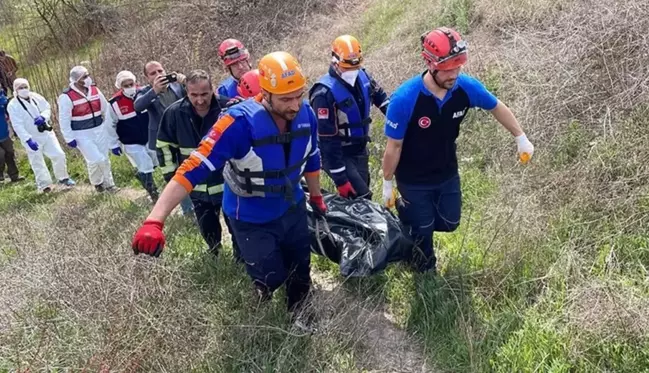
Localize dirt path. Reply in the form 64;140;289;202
311;272;433;372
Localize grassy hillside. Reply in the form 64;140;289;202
2;0;649;372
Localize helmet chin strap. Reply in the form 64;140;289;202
430;69;444;88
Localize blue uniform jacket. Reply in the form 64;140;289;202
309;66;388;186
217;76;239;99
172;97;321;224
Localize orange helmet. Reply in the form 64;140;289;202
237;69;261;98
258;51;306;95
421;27;468;71
218;38;250;66
331;35;363;69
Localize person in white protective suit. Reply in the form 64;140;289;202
7;78;76;193
58;65;119;192
107;70;159;202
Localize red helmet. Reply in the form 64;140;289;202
421;27;468;71
218;38;250;66
236;69;261;98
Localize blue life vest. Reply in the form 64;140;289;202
223;99;314;203
314;70;372;142
217;76;239;99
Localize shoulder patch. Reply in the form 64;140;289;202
317;108;329;119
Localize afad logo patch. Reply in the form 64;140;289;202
317;108;329;119
418;116;431;129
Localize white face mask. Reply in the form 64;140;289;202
83;77;93;87
341;70;360;86
123;87;137;98
17;88;30;99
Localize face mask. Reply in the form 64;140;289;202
83;77;93;87
341;70;359;86
17;88;30;99
123;87;137;98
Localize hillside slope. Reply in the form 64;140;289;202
1;0;649;372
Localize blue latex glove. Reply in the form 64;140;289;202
26;138;39;151
111;147;122;156
0;91;7;106
67;140;77;148
33;116;46;126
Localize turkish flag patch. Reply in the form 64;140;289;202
317;108;329;119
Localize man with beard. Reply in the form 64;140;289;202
381;27;535;273
132;52;326;332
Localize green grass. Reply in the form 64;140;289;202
3;0;649;371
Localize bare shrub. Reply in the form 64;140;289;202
567;280;649;339
487;0;649;140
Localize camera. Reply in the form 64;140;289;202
163;73;177;83
37;122;53;133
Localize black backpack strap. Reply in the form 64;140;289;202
16;97;35;119
251;127;311;147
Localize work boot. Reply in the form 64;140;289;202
254;284;273;305
104;185;120;193
41;186;52;193
10;176;25;183
58;178;76;187
290;304;318;334
94;184;106;193
136;172;159;203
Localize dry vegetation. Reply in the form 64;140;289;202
1;0;649;371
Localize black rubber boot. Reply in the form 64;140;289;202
137;172;159;202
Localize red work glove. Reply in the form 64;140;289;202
132;219;166;257
337;181;356;199
309;195;328;218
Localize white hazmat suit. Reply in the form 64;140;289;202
58;66;118;189
7;78;73;191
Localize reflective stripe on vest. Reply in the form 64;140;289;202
194;183;223;194
222;99;314;202
180;147;194;156
67;86;103;131
157;140;178;174
315;70;372;144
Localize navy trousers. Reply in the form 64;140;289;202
396;174;462;272
229;200;312;311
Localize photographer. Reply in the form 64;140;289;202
134;61;193;215
7;78;75;192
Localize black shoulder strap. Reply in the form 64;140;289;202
16;97;36;119
215;94;230;109
251;127;311;147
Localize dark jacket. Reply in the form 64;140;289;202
134;82;186;151
156;94;230;204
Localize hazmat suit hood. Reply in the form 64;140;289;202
114;70;136;89
69;65;89;84
13;78;29;92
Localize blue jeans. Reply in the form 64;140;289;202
180;195;194;215
396;174;462;272
229;200;311;312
